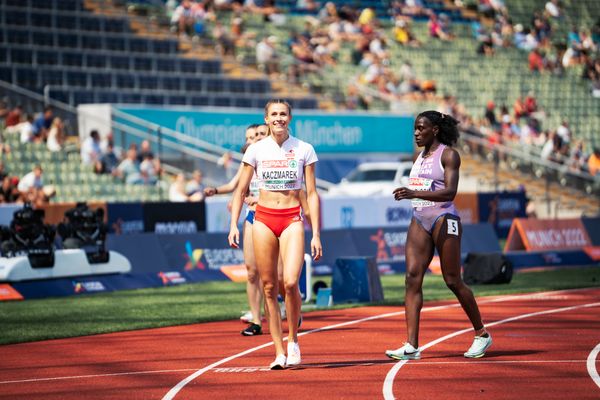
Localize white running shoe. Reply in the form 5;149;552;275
270;354;287;370
240;311;253;323
464;334;492;358
385;342;421;360
286;342;301;366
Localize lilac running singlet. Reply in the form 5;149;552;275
408;143;459;233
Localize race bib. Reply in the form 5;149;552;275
409;177;435;208
259;159;301;191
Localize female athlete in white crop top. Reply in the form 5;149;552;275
229;100;322;370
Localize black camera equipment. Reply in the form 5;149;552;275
57;202;109;264
0;203;56;268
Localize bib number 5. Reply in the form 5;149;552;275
447;219;459;236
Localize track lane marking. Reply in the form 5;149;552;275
382;301;600;399
587;343;600;389
162;289;599;399
0;369;200;385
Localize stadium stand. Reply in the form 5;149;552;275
0;0;318;109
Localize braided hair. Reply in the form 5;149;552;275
416;110;460;146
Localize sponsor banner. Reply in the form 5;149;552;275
505;218;592;252
583;246;600;261
220;264;248;282
161;234;243;272
106;233;170;273
0;283;23;301
504;249;594;269
478;192;527;238
143;202;206;233
582;217;600;246
39;202;108;225
72;280;107;294
157;271;187;285
312;223;500;275
115;107;414;154
454;193;479;225
107;202;145;234
321;196;412;229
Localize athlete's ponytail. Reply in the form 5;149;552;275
417;110;459;146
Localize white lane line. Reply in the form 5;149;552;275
587;343;600;389
162;289;594;400
0;368;200;385
382;301;600;400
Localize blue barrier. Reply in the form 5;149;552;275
332;257;384;304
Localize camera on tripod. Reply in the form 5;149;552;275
57;202;109;264
0;203;56;268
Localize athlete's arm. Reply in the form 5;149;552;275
228;163;254;248
304;163;322;260
393;147;460;202
205;162;243;196
298;188;311;225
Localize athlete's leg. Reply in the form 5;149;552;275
252;220;284;356
278;221;305;344
404;218;435;348
243;220;262;325
432;216;485;333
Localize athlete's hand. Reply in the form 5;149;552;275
311;236;322;261
204;187;217;197
244;196;258;206
228;226;240;248
393;187;414;200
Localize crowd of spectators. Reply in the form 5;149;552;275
466;0;600;97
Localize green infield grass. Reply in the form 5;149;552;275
0;266;598;345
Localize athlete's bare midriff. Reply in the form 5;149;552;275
258;189;301;209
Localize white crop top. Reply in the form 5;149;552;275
242;135;318;191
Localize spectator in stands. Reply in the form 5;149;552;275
31;106;54;143
477;34;495;56
528;48;545;73
138;139;162;177
186;169;205;201
544;0;562;19
17;165;52;205
95;141;119;175
0;162;7;182
168;172;190;202
4;105;22;128
0;175;19;204
81;129;102;166
588;148;600;176
393;18;421;47
484;101;499;129
213;20;236;56
5;113;34;144
115;147;143;185
567;140;586;173
46;117;65;153
296;0;320;11
345;83;372;110
140;153;160;185
171;0;195;37
256;36;280;76
218;150;236;181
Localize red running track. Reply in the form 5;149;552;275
1;288;599;400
